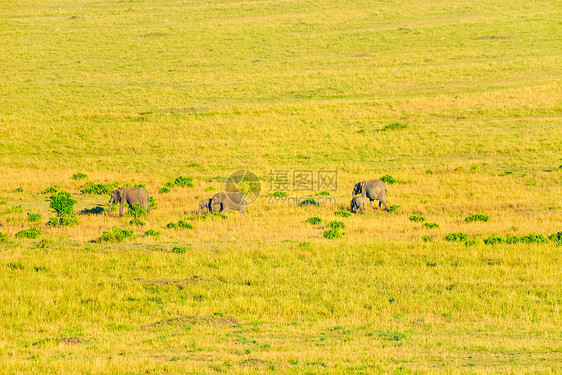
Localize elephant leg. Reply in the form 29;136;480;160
380;197;388;211
119;202;124;217
240;206;246;215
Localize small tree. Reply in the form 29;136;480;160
48;191;78;227
126;203;147;226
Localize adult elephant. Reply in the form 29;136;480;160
108;187;150;217
352;180;389;211
210;192;247;215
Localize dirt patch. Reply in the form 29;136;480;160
142;315;239;330
135;276;202;287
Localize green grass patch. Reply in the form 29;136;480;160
15;228;42;239
72;173;88;180
172;246;187;254
323;228;343;239
327;220;345;230
409;215;425;222
334;210;351;218
445;232;469;242
96;228;134;243
144;229;161;238
465;214;490;222
43;185;60;194
81;182;117;195
381;122;408;131
306;217;322;225
380;175;399;184
388;205;400;212
483;235;505;245
0;232;9;242
422;235;433;242
27;213;42;222
299;197;318;206
422;222;439;229
46;217;78;227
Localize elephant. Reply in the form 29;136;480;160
199;198;212;213
352;180;388;211
108;187;150;217
210;192;247;215
350;196;366;214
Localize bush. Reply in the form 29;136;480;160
423;222;439;229
149;197;158;210
317;191;330;196
166;222;178;229
422;235;433;242
49;192;76;217
299;197;318;206
126;203;147;226
27;213;42;222
0;232;9;242
144;229;161;238
334;210;351;218
43;185;60;194
381;122;408;131
159;187;171;194
172;246;187;254
506;235;520;244
96;228;134;243
549;232;562;242
464;239;478;246
199;212;227;219
47;217;78;227
206;186;216;191
81;207;105;215
173;176;194;187
445;232;469;242
328;220;345;230
519;233;549;244
483;235;505;245
306;217;322;225
14;186;23;193
465;214;490;223
380;174;399;184
323;229;343;239
36;239;50;249
81;182;118;195
269;191;288;198
15;228;42;239
388;205;400;212
72;173;88;180
177;220;194;229
409;215;425;222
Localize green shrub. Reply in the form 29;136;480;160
464;239;478;246
172;246;187;254
14;186;23;193
306;217;322;225
380;174;399;184
36;239;50;249
144;229;161;238
503;170;513;175
445;232;469;242
519;233;549;244
317;191;330;196
465;214;490;222
323;229;343;239
159;187;171;194
0;232;9;242
549;232;562;242
269;191;288;198
81;206;105;215
81;182;117;195
199;212;227;219
43;185;60;194
47;217;78;227
299;197;318;206
149;197;158;210
409;215;425;222
506;235;520;244
123;183;145;188
15;228;42;239
422;235;433;242
49;191;77;220
334;210;351;218
423;222;439;229
206;186;216;191
166;222;178;229
388;205;400;212
173;176;194;187
328;220;345;230
483;235;505;245
177;220;194;229
381;122;408;131
378;330;408;341
72;173;88;180
96;228;134;243
27;213;42;222
126;203;147;226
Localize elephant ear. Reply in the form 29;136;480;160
360;181;367;197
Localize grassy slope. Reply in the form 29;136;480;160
0;0;561;373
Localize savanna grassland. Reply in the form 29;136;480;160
1;0;561;373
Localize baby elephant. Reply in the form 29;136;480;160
350;196;366;214
198;199;212;213
210;192;247;215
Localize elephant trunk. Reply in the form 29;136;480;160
107;198;115;216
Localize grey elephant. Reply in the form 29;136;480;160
199;198;212;213
352;180;388;211
350;196;366;214
210;192;247;215
108;187;150;217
